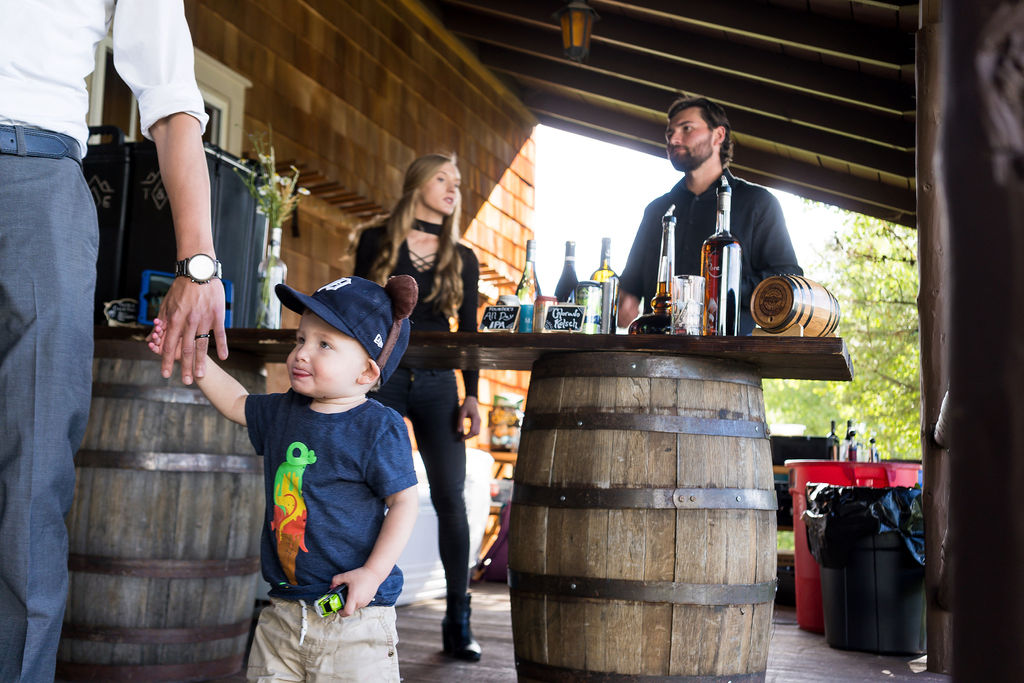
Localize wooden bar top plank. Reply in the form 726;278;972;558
94;328;853;381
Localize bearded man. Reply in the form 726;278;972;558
617;97;802;334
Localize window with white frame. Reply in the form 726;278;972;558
86;40;250;156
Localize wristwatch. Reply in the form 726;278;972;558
174;254;222;283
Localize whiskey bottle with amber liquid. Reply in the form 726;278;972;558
628;205;675;335
700;176;741;335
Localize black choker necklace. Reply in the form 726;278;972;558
413;220;443;236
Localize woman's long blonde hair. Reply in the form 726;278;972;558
367;153;464;319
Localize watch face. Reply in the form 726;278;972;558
188;254;217;281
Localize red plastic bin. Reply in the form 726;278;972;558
785;460;922;633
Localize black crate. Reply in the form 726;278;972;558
83;126;131;323
770;435;829;467
86;133;264;327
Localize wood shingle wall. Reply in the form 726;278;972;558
187;0;538;449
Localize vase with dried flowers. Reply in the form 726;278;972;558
237;132;309;328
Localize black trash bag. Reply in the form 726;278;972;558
803;484;925;569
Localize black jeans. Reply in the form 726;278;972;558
372;368;470;601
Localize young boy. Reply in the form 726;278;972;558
149;275;421;682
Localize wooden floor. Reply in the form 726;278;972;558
201;580;949;682
395;582;950;683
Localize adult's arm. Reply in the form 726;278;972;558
114;1;223;383
457;246;480;399
456;246;481;439
149;114;227;384
353;226;383;279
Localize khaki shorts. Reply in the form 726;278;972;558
247;598;400;682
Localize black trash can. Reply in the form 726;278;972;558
804;483;926;655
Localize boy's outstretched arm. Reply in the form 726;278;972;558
330;485;419;616
193;360;249;426
149;318;248;426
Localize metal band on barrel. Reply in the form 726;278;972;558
515;658;767;683
509;570;777;605
56;654;245;683
512;483;777;511
530;354;761;387
75;449;262;474
61;618;251;644
68;554;260;578
523;411;765;439
91;382;210;405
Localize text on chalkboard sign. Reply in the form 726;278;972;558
543;304;584;332
479;305;519;332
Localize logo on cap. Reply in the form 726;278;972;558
318;277;352;292
373;333;384;348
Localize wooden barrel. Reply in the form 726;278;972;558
509;353;776;682
57;340;265;682
750;274;840;336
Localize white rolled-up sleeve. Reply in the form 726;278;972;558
111;0;209;139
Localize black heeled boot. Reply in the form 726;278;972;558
442;594;482;661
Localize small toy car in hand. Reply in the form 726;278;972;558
314;584;348;618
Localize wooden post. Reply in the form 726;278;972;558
915;0;952;673
944;0;1024;677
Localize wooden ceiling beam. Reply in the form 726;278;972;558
529;103;915;216
592;0;914;68
444;10;913;148
484;48;915;177
727;167;915;227
439;0;912;113
534;114;913;227
734;145;915;215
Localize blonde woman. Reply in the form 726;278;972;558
354;153;483;661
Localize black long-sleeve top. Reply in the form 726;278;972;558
354;225;480;397
619;168;802;335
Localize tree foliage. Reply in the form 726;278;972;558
763;204;921;460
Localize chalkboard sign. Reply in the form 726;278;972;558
543;304;584;332
479;305;519;332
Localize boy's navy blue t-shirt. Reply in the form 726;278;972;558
245;390;417;604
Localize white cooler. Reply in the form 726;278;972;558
395;447;494;606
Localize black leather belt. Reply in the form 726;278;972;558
0;124;82;163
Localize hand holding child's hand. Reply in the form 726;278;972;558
329;567;383;617
147;319;182;360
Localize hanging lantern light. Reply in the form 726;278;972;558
554;1;600;63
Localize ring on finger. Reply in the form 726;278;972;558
195;333;212;339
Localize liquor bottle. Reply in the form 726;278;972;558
516;239;541;333
256;225;288;329
591;237;619;333
553;240;579;302
628;205;675;335
839;419;853;461
826;420;839;460
700;176;742;336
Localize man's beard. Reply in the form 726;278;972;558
668;135;714;173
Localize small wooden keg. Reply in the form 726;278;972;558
58;340;265;683
751;274;840;337
509;352;776;682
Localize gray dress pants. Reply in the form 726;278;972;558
0;153;97;682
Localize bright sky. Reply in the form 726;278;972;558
531;124;837;288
